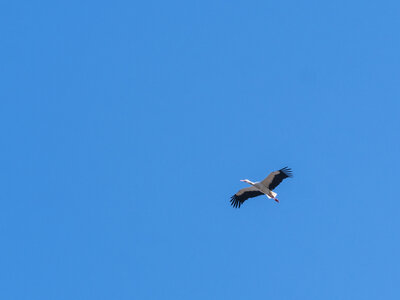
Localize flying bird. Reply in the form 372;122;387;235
230;167;293;208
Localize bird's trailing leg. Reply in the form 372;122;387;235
274;198;279;203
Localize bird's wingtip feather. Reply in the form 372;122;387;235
230;194;241;208
281;166;293;177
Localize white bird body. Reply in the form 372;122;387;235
241;180;278;199
230;167;292;208
255;184;278;199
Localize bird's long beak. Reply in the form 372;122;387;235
240;180;246;182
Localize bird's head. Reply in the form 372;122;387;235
240;179;251;184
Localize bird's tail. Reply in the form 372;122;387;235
266;191;277;199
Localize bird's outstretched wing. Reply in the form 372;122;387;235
261;167;293;190
230;187;263;208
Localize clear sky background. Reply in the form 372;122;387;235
1;0;400;299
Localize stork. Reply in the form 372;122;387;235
230;167;293;208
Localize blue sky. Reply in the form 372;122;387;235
1;0;400;299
